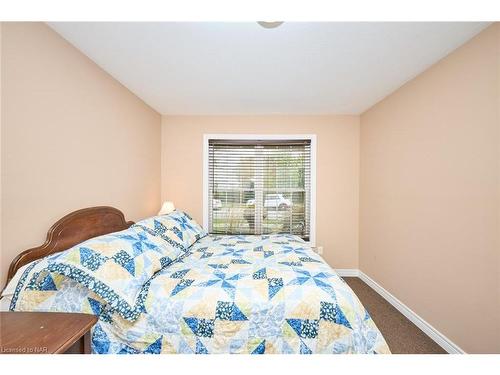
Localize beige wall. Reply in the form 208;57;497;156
161;115;360;269
360;24;500;353
0;23;162;284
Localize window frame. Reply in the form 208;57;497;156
203;134;317;246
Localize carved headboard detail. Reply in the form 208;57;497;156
6;206;134;284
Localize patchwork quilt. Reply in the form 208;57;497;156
6;214;390;354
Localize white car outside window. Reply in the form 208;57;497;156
246;194;292;209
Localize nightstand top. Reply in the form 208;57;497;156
0;311;97;354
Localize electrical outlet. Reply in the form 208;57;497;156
313;246;323;255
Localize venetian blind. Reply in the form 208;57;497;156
208;139;311;240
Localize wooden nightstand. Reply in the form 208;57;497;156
0;312;98;354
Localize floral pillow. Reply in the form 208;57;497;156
132;210;207;250
6;226;185;321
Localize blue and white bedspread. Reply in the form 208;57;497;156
4;213;390;354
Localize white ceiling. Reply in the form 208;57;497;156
49;22;489;115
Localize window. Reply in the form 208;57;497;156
204;135;316;243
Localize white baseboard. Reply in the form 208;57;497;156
333;268;464;353
335;269;360;277
357;270;465;354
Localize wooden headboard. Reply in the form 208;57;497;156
6;206;134;284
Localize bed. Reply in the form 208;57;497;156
1;206;390;354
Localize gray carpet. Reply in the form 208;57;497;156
344;277;446;354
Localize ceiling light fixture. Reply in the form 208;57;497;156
257;21;284;29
